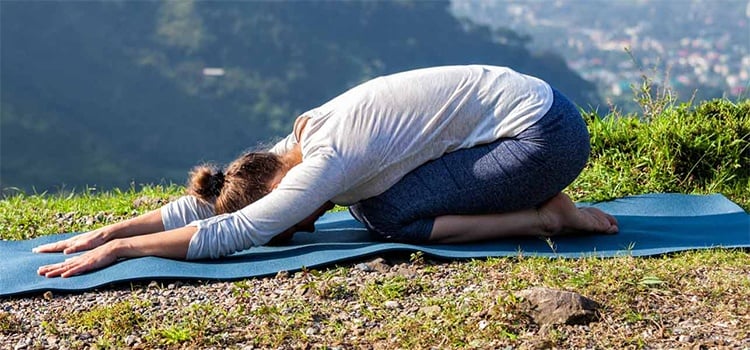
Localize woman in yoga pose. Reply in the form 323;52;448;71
36;65;618;278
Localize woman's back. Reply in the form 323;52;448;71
299;65;554;203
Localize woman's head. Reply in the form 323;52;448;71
187;152;283;214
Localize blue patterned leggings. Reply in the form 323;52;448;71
348;89;590;242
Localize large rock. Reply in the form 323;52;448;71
516;287;601;325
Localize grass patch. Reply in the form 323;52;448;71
0;185;182;240
573;98;749;207
63;298;150;348
0;312;22;334
0;96;748;347
1;100;745;243
2;250;748;348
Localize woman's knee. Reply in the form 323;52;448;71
349;202;433;242
368;217;434;243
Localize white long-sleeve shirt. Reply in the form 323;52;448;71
162;65;554;259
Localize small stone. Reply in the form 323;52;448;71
56;212;76;224
355;263;374;272
527;339;555;350
364;257;390;273
167;283;176;290
472;309;487;318
14;340;29;350
43;291;53;300
516;287;601;325
147;281;159;289
124;335;138;346
679;335;693;342
395;266;418;279
78;332;92;340
132;196;160;208
305;326;318;336
478;319;489;330
420;305;441;317
276;270;289;279
294;285;309;296
384;300;401;309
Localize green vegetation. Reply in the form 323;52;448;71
67;298;150;347
573;98;749;207
3;249;747;348
1;0;596;192
2;97;746;242
0;185;182;241
1;96;748;348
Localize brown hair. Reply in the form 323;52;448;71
187;152;283;214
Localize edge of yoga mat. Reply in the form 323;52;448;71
1;193;748;297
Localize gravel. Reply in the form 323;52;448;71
2;254;749;349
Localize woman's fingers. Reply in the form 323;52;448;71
59;261;87;278
33;241;70;253
33;236;84;253
37;261;69;277
38;258;84;278
34;241;81;254
33;231;105;254
38;244;118;278
62;241;90;254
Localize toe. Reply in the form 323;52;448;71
581;208;617;233
605;213;619;233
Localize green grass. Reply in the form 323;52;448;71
572;98;749;208
1;98;747;240
11;249;745;348
1;97;749;348
0;185;183;240
1;100;745;243
66;298;150;348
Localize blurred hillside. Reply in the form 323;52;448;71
1;0;597;193
451;0;749;112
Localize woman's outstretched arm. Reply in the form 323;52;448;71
37;225;197;278
32;208;165;254
33;195;214;254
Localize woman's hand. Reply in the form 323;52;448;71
36;226;196;278
32;227;110;254
37;241;121;278
33;207;168;255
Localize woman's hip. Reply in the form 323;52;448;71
350;88;590;240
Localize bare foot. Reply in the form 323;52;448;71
537;193;619;236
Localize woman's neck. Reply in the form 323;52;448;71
280;143;303;173
279;115;308;175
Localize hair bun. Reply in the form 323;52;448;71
208;171;225;197
187;164;225;202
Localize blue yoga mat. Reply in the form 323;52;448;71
1;193;748;296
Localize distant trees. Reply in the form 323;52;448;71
1;0;597;192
